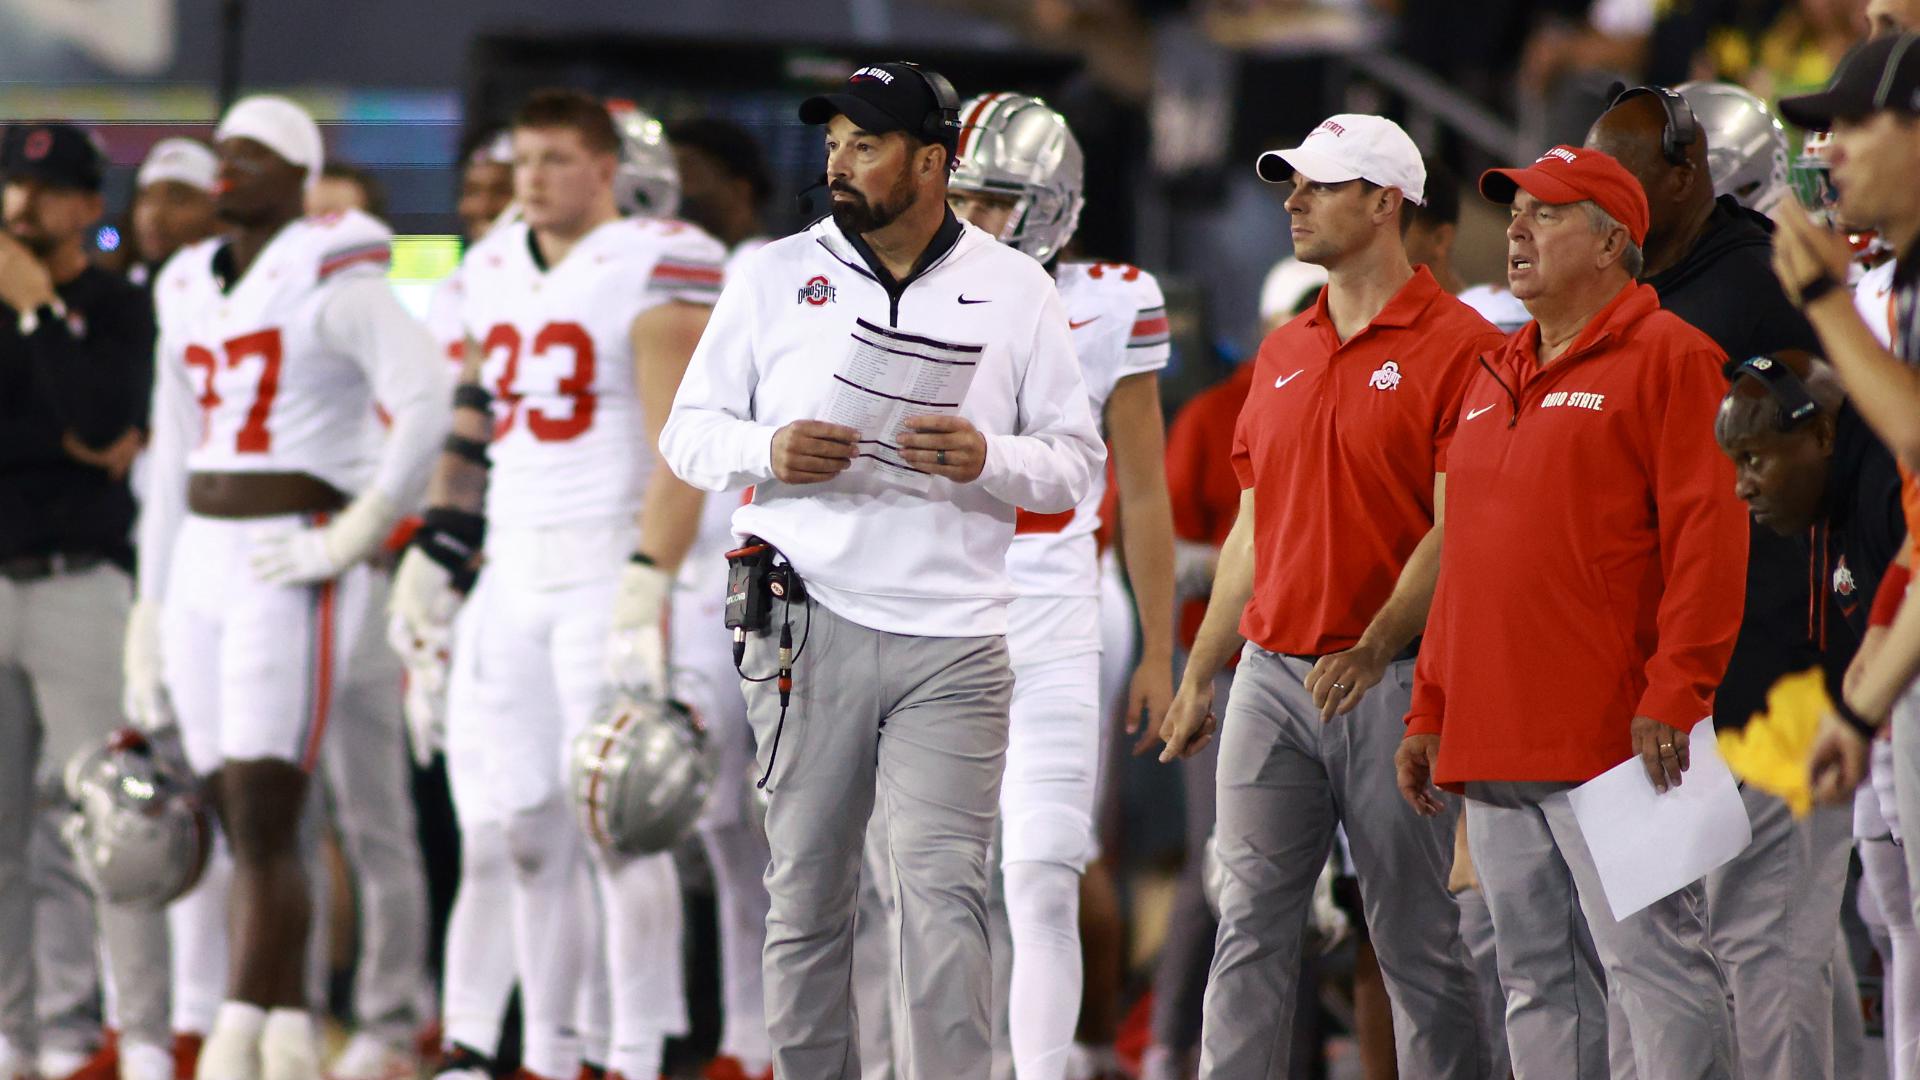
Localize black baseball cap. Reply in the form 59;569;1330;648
1779;33;1920;132
0;123;106;192
798;62;955;149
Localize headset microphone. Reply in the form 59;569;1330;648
796;172;829;214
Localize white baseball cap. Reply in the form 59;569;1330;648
136;138;218;193
214;94;324;184
1256;114;1426;205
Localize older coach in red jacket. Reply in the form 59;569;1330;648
1395;146;1749;1080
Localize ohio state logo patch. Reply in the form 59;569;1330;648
1368;359;1402;391
798;275;836;306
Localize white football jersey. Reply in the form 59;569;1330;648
1007;260;1171;596
154;209;399;495
461;216;725;529
425;266;469;367
1857;259;1897;349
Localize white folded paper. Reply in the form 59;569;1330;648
1562;718;1753;922
822;318;983;491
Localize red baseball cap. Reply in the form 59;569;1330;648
1479;145;1650;246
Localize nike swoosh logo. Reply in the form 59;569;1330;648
1273;369;1304;388
1465;404;1496;420
1069;317;1099;329
958;295;991;305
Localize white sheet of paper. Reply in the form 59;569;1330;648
821;318;984;492
1562;719;1752;922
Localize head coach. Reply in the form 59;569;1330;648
1396;145;1748;1079
658;62;1104;1080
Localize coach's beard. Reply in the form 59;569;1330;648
830;175;914;236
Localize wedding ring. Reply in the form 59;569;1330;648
937;450;948;466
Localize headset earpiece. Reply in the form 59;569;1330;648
1609;84;1700;167
892;60;962;148
1734;355;1820;433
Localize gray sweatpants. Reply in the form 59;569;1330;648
1198;646;1482;1078
1703;785;1853;1080
0;564;170;1054
1467;784;1735;1080
318;568;431;1043
744;597;1013;1080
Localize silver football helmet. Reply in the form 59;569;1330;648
1676;81;1789;214
62;726;211;908
608;100;680;219
570;693;715;855
950;93;1085;265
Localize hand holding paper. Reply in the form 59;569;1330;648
1565;719;1750;921
897;414;986;482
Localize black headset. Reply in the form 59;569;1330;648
1607;83;1700;166
1733;355;1820;432
892;60;962;147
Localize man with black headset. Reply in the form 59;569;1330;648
1587;85;1835;1080
660;62;1104;1080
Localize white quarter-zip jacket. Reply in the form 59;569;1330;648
660;211;1105;637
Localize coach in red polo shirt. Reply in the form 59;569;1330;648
1158;114;1502;1077
1396;146;1747;1080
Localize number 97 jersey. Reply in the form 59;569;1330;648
154;208;399;494
459;217;724;529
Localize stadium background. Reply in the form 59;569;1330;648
6;0;1875;1073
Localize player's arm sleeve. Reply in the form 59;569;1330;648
1120;272;1172;377
318;275;455;509
135;329;197;603
1636;347;1751;729
659;274;776;492
975;286;1105;513
22;283;155;447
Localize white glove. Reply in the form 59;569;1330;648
388;547;464;767
251;491;399;585
122;600;175;732
606;560;671;697
389;611;450;768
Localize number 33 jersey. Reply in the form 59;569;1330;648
153;208;407;494
460;216;724;529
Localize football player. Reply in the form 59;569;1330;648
128;94;451;1080
945;93;1176;1080
389;89;721;1080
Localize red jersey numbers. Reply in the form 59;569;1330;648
185;328;284;452
1086;262;1142;282
483;321;598;443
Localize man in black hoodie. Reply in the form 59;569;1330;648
1587;88;1838;1080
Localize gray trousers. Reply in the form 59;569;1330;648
744;598;1013;1080
1198;646;1482;1078
1453;884;1510;1080
0;565;169;1053
318;569;431;1042
1702;785;1853;1080
1467;785;1735;1080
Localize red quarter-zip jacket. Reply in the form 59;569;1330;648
1405;282;1748;786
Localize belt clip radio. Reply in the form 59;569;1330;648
725;540;776;634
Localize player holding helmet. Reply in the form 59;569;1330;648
946;92;1175;1080
388;89;721;1080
